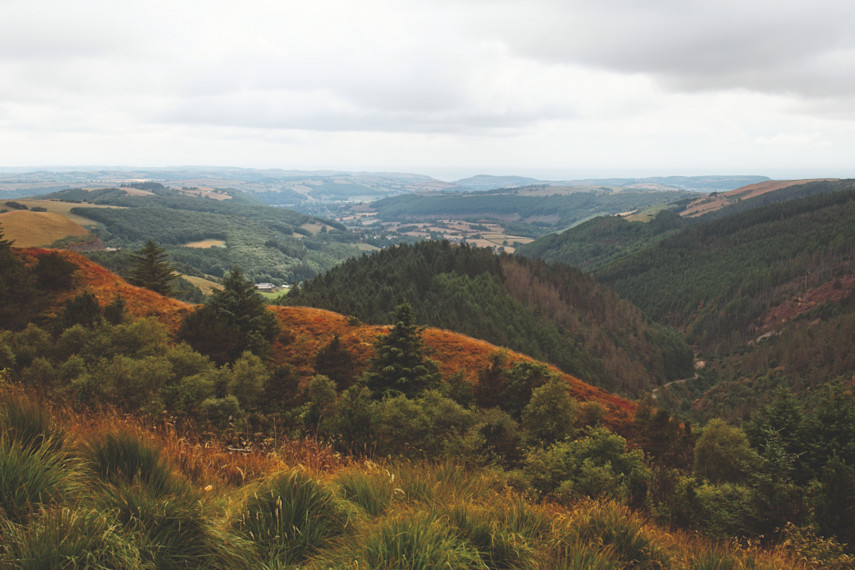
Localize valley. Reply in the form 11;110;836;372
2;169;855;566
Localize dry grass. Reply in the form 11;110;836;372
0;211;90;247
183;239;226;249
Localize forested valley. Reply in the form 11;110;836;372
2;177;855;567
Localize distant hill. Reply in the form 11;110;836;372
30;183;368;285
453;175;543;190
370;186;694;237
0;167;458;214
453;174;770;192
281;240;694;396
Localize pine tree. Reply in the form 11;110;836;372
178;268;280;365
363;303;440;399
128;239;177;296
0;228;37;329
314;334;355;389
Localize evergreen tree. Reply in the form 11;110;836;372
128;239;177;296
0;229;41;330
178;268;280;365
314;334;355;389
362;303;440;399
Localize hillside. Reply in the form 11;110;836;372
0;210;90;247
679;178;837;218
596;182;855;352
280;241;694;396
29;183;369;285
9;247;637;428
516;208;687;271
4;243;855;565
368;186;693;238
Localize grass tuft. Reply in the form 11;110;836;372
558;500;669;569
0;435;76;523
0;507;145;570
86;431;186;496
335;467;395;517
234;469;351;566
362;513;486;569
0;394;64;453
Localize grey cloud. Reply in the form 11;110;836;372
482;0;855;99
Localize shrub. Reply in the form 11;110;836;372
521;375;578;444
201;395;243;428
233;470;350;565
523;427;650;505
33;252;76;291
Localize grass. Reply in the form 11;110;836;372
0;389;814;569
335;466;396;517
0;435;77;523
361;513;486;569
0;507;145;569
0;393;65;452
233;469;352;566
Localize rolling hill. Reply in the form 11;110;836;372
26;183;370;286
0;210;90;247
280;240;694;396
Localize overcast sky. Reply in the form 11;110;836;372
2;0;855;181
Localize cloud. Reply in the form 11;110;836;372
476;0;855;100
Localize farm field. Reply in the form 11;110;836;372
0;210;90;247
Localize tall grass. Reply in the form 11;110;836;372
362;514;486;569
0;394;64;452
0;435;77;523
446;503;536;569
233;469;351;566
87;430;248;567
86;431;185;496
556;500;670;569
0;507;145;570
335;466;396;517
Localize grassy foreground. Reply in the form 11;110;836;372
0;387;814;569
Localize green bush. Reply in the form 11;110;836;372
201;395;243;428
233;470;350;565
523;427;650;504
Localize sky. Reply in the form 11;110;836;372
2;0;855;181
